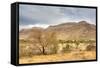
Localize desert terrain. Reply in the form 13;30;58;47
19;21;96;64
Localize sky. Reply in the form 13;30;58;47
19;4;96;30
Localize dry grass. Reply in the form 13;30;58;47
19;51;96;64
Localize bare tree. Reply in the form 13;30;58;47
34;31;57;55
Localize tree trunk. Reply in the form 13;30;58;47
42;46;46;55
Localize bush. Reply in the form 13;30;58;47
44;44;58;55
86;45;96;51
19;44;42;58
19;45;33;58
62;44;71;53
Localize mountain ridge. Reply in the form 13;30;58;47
19;21;96;40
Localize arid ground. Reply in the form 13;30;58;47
19;51;96;64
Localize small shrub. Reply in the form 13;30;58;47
86;45;96;51
62;44;71;53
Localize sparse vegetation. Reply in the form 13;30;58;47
19;39;96;58
86;44;96;51
62;44;71;53
19;21;96;64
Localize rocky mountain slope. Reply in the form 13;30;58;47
19;21;96;41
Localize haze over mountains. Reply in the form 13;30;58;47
19;21;96;41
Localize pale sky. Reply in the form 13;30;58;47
19;4;96;30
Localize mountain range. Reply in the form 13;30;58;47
19;21;96;41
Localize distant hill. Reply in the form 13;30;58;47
19;21;96;41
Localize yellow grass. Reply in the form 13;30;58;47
19;51;96;64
